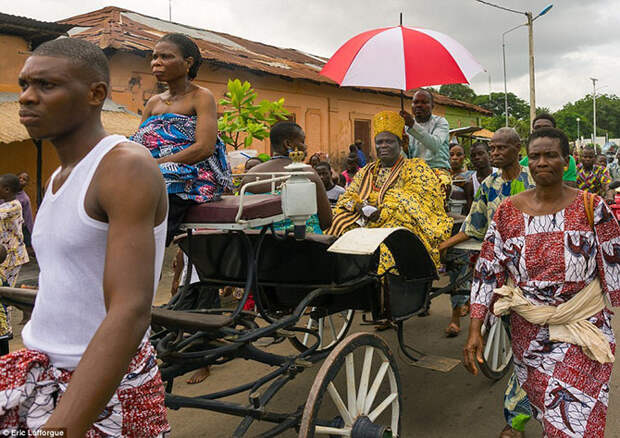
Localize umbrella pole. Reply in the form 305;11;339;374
399;13;404;112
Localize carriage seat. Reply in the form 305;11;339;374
183;194;282;224
151;307;232;332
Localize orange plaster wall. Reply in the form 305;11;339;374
0;35;30;92
0;139;59;213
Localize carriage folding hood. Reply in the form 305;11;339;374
281;161;317;240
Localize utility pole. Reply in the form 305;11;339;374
590;78;597;146
475;2;553;132
169;0;172;21
526;12;536;132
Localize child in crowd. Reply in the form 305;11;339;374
0;174;30;355
315;161;345;205
338;153;360;187
596;153;609;168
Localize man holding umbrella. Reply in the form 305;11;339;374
400;90;451;200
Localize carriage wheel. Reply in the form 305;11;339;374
480;317;513;380
299;333;401;438
289;308;355;353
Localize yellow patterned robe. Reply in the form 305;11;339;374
328;158;452;272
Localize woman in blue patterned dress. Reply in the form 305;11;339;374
132;33;231;245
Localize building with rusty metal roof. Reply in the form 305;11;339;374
59;6;490;163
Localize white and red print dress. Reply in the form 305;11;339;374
471;193;620;437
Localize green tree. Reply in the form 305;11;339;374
554;94;620;139
217;79;289;150
438;84;476;103
480;115;529;141
552;109;591;141
473;92;530;120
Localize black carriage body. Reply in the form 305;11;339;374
179;230;380;316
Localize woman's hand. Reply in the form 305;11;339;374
463;319;484;375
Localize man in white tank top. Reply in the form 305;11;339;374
0;39;170;436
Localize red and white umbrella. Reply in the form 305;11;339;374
320;26;484;91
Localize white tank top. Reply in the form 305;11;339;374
22;135;167;370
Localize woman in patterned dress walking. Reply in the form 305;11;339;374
464;128;620;437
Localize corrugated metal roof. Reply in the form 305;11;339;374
60;7;492;116
0;12;71;47
0;94;141;143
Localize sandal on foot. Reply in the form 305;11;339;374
444;323;460;337
499;425;524;438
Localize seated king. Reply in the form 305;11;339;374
327;111;452;272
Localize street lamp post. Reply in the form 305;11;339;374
576;117;580;144
502;23;526;127
477;2;553;132
590;78;597;146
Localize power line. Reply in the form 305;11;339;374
474;0;525;15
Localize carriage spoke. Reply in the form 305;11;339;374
345;353;357;417
318;317;325;349
367;393;398;422
328;316;338;343
483;320;496;361
363;361;389;414
356;346;374;415
492;321;502;370
314;426;352;436
302;314;314;346
500;323;510;366
327;382;354;426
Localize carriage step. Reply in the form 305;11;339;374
407;354;461;373
151;308;232;332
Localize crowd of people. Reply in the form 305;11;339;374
0;31;618;438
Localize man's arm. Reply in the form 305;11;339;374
439;185;489;251
407;117;449;155
157;88;218;165
43;144;166;435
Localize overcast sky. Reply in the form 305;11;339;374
5;0;619;111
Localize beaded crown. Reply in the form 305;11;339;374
373;111;405;140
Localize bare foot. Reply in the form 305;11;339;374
186;367;210;384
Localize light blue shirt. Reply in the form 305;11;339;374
406;114;450;170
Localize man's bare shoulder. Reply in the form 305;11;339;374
99;141;164;188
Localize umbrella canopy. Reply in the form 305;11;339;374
320;26;484;91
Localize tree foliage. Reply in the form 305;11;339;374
217;79;290;150
473;92;530;120
554;94;620;140
439;84;620;141
438;84;476;103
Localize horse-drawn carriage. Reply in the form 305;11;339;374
0;163;512;437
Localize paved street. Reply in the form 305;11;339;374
10;251;620;437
